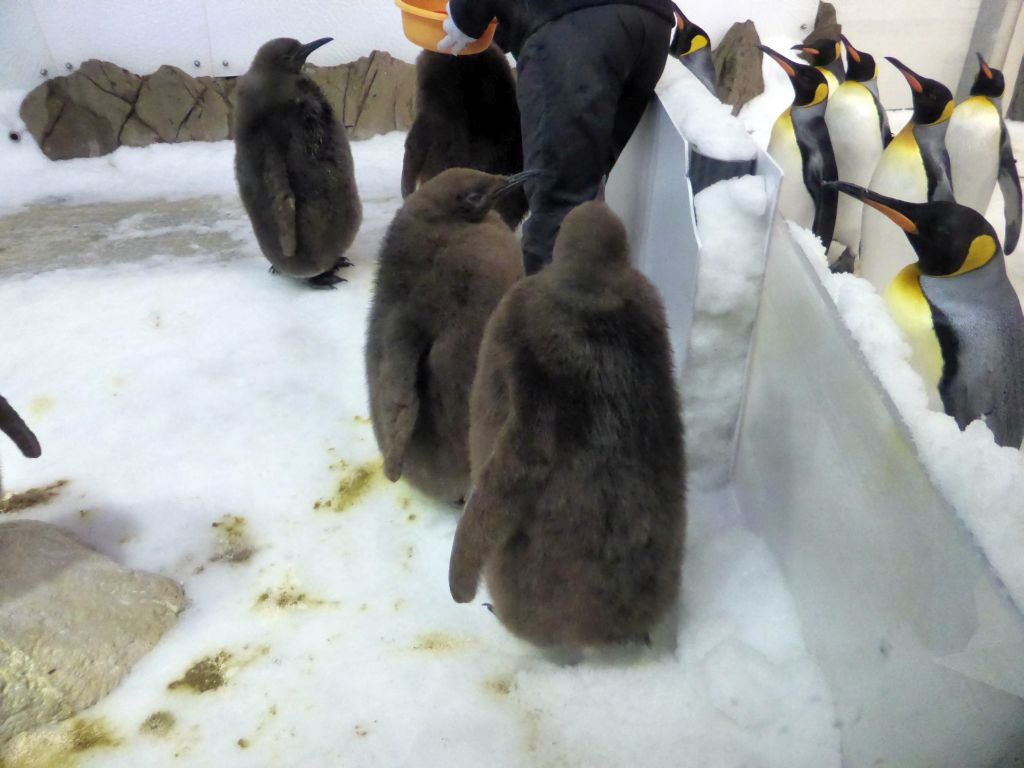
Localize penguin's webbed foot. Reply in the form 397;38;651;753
307;271;347;289
268;265;280;275
334;256;354;270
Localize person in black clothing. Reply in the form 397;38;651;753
439;0;673;275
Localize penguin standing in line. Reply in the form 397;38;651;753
761;45;838;248
825;36;891;258
858;58;955;293
0;394;41;498
402;45;528;230
946;53;1021;254
234;37;362;288
833;181;1024;448
792;38;844;95
669;5;717;96
365;169;532;503
449;201;686;650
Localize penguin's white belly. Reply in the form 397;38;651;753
826;83;884;253
768;113;815;232
860;128;928;292
947;97;1000;215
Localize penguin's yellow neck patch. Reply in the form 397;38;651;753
685;35;709;54
808;82;829;106
950;234;996;276
890;122;919;154
927;100;955;125
885;265;944;390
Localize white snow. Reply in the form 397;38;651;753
684;176;771;489
658;60;757;163
788;221;1024;615
0;103;838;765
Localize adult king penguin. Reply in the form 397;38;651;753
792;38;844;95
669;4;717;96
825;35;891;257
449;201;686;649
234;37;362;288
761;45;838;248
365;168;532;503
946;53;1021;255
859;57;955;293
833;181;1024;448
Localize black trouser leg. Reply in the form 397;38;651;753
516;5;671;274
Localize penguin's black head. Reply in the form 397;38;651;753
407;168;539;224
792;38;841;68
250;37;333;74
760;45;829;107
970;53;1005;98
886;57;953;126
552;201;630;275
840;35;878;83
829;181;1002;276
670;6;712;58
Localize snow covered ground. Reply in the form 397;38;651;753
0;98;839;766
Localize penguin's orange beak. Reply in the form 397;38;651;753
886;57;924;94
792;44;820;56
759;45;796;77
841;35;861;63
827;181;919;233
977;52;994;79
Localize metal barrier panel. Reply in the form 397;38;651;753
735;215;1024;767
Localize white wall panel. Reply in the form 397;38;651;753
0;1;57;92
29;0;213;76
204;0;421;76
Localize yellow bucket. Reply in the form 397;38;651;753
395;0;497;55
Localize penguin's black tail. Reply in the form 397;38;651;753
0;396;41;459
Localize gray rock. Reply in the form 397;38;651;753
1009;54;1024;121
19;52;415;160
133;65;203;143
803;2;841;45
0;520;186;743
713;21;765;116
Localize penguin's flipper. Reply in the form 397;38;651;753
0;395;41;458
805;149;838;247
261;150;297;262
449;363;556;603
401;118;431;199
373;330;428;483
998;120;1022;254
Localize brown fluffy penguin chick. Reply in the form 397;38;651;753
365;168;531;502
234;37;362;288
402;45;527;230
449;201;687;650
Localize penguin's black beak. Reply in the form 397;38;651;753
492;169;542;199
885;57;925;94
759;45;798;77
297;37;333;62
825;181;920;234
840;35;861;63
977;52;994;80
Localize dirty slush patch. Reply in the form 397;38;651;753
0;479;69;514
313;458;383;513
0;717;121;768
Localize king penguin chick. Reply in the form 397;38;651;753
833;181;1024;448
365;169;532;503
234;37;362;288
0;394;41;498
793;38;845;95
761;45;839;248
946;53;1021;254
669;4;717;96
859;57;954;293
402;46;527;230
825;35;891;258
448;201;686;650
